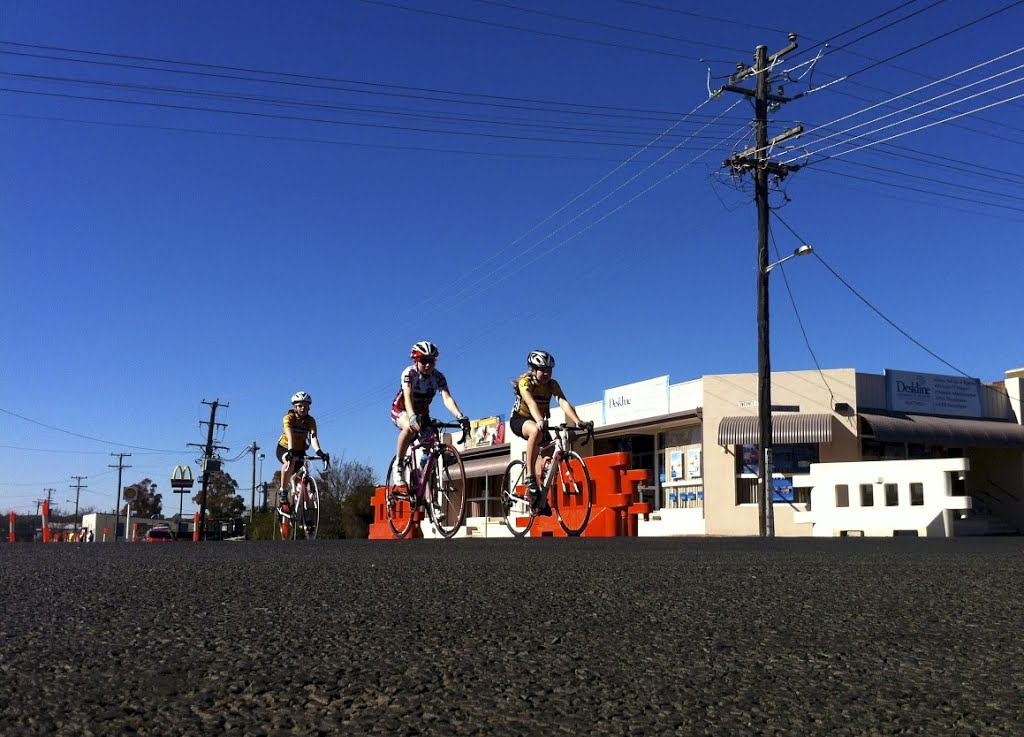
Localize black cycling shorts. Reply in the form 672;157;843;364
275;444;305;464
510;414;551;444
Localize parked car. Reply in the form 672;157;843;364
143;527;175;543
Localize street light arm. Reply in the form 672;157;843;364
765;244;813;273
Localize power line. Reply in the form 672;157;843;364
771;211;971;378
353;0;707;61
0;406;181;453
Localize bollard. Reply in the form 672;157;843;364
8;512;14;544
102;527;109;543
132;523;139;543
192;512;200;542
41;500;51;543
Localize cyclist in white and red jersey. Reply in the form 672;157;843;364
391;341;470;484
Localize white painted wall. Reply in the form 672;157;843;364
792;458;971;537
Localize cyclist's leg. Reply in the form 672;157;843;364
393;413;416;485
275;445;296;509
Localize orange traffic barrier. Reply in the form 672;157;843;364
8;512;14;543
368;486;423;539
192;512;201;542
102;527;109;542
41;500;51;544
131;523;139;543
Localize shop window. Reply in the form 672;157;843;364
859;484;874;507
835;484;850;508
735;477;758;505
737;443;818;476
884;484;899;506
910;483;924;506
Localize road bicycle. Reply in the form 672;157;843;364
501;422;594;537
384;419;468;539
275;453;328;540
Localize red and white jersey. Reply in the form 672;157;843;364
390;365;449;420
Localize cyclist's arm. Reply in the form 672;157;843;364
439;388;465;420
556;395;583;426
309;427;322;454
402;385;417;418
520;389;546;424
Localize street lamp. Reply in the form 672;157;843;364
758;244;814;537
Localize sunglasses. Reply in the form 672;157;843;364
418;359;436;365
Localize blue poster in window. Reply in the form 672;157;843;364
772;478;794;502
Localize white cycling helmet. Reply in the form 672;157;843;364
410;341;440;360
291;391;312;405
527;350;555;369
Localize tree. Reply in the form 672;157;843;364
192;469;244;522
121;479;163;518
316;457;377;539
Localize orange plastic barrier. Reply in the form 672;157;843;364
527;452;651;537
102;527;109;543
8;512;14;543
192;512;201;542
41;500;51;544
368;486;424;540
131;523;139;543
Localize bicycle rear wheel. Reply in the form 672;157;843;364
552;451;593;536
500;459;534;537
384;454;416;539
428;444;467;538
297;476;320;539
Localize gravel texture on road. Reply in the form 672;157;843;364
2;537;1022;736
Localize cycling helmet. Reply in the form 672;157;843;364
291;391;312;405
527;350;555;369
410;341;440;360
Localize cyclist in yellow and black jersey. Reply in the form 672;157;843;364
276;391;328;510
510;350;590;515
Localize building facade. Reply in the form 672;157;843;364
457;367;1024;537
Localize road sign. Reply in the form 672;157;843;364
171;464;195;490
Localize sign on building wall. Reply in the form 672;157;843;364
603;375;669;425
884;369;982;418
687;448;702;479
670;450;683;479
465;415;505;449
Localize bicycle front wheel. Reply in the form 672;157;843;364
552;451;593;536
297;476;320;539
500;459;534;538
427;444;467;538
384;454;416;539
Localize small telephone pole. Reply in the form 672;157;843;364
69;476;87;529
247;442;261;522
721;35;802;537
110;453;132;541
187;399;229;541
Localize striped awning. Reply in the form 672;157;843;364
461;454;511;479
860;411;1024;449
717;413;834;445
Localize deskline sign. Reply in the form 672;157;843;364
885;369;982;418
603;375;669;425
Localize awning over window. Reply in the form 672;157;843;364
860;411;1024;449
461;454;511;479
717;413;834;445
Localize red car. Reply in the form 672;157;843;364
143;527;175;543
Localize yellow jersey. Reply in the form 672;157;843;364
511;372;564;419
278;410;317;451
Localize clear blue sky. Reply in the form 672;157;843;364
3;0;1022;516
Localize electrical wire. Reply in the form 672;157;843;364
771;212;972;378
0;407;183;453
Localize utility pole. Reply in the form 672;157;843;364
187;399;228;541
722;35;801;538
247;441;260;522
110;453;132;541
69;476;87;529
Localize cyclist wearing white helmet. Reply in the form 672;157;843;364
510;350;589;515
276;391;328;510
391;341;470;485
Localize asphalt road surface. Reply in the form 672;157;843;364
2;537;1022;736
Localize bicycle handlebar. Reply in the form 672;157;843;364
554;422;593;446
420;418;468;446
